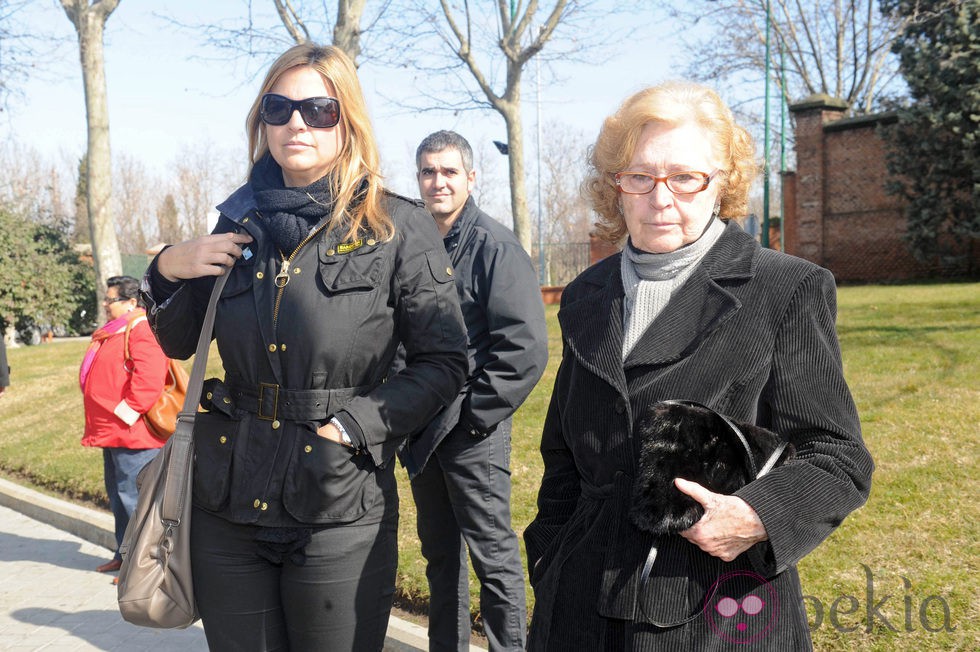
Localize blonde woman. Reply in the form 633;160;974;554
143;44;467;651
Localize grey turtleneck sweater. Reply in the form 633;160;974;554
620;218;726;358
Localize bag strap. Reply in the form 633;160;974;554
122;314;149;368
179;271;230;422
638;546;723;629
123;321;132;364
159;271;231;526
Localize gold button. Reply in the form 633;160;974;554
293;267;301;275
446;267;453;275
304;445;312;453
272;420;281;429
367;238;376;246
242;217;250;223
256;271;264;279
326;249;335;256
269;344;277;352
206;392;213;400
253;499;261;508
219;436;227;444
222;397;232;404
261;502;268;511
281;343;287;351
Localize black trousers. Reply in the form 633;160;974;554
190;506;398;651
411;418;527;652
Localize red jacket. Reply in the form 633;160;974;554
81;315;168;450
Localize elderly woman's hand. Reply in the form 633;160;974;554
674;477;768;562
157;232;254;282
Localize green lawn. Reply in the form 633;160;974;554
1;282;977;650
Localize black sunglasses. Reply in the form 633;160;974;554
259;93;341;129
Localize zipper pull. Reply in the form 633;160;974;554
274;259;291;288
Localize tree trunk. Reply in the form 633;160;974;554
61;0;122;308
333;0;367;65
503;108;531;253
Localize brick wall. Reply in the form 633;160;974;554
786;95;976;282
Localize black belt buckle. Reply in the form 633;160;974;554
257;383;279;421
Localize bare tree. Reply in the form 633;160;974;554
0;140;74;228
419;0;569;253
677;0;908;113
0;0;38;109
471;139;511;227
535;121;592;284
273;0;368;61
156;194;180;246
395;1;636;253
59;0;122;307
170;0;385;70
170;141;243;240
113;152;159;253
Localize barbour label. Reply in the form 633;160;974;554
336;239;364;255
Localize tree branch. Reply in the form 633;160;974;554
273;0;311;44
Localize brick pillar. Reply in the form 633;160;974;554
781;171;797;255
788;95;848;266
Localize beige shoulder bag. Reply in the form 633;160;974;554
116;270;229;628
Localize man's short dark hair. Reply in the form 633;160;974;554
416;130;474;172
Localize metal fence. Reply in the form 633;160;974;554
531;242;592;287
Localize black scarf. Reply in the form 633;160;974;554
250;153;336;255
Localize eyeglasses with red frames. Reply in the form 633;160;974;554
614;170;718;195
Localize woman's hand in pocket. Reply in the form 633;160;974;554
316;421;353;448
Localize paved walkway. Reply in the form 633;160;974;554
0;478;446;651
0;502;209;651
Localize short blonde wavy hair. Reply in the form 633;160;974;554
246;43;392;242
585;81;758;245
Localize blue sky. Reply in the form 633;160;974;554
3;1;687;207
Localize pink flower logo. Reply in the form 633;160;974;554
704;570;779;644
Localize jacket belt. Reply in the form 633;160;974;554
228;381;371;422
579;472;632;502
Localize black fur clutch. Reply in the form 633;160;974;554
629;400;795;535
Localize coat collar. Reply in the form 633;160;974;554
443;196;488;266
559;221;759;387
216;184;256;223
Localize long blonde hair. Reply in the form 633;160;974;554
246;43;393;241
585;81;758;244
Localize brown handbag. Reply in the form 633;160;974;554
117;271;228;628
124;319;189;441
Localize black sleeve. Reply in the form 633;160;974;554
460;240;550;433
735;267;874;573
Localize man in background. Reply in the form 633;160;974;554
401;130;549;651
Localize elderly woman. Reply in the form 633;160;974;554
143;44;467;651
523;81;873;650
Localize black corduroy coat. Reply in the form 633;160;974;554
523;221;874;651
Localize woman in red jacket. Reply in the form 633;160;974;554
79;275;168;578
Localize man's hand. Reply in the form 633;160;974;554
675;477;768;562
